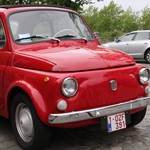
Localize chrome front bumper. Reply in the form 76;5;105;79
48;97;150;124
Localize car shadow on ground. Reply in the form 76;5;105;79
48;107;150;150
48;124;146;150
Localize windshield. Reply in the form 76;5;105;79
9;10;94;43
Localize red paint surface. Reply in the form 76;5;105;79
0;6;147;128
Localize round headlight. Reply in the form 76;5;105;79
61;78;78;97
139;68;150;84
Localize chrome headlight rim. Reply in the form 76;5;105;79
139;68;150;84
61;77;78;97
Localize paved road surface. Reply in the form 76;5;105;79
0;61;150;150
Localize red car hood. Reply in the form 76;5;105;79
13;45;135;72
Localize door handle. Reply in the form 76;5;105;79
145;43;147;44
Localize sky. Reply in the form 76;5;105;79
84;0;150;12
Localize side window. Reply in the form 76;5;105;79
0;20;6;47
119;33;136;42
134;32;150;41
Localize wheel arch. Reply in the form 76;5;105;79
144;48;150;59
6;82;49;125
7;87;28;117
9;87;52;150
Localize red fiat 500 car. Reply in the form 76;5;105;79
0;5;150;150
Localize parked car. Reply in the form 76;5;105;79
0;5;150;150
102;30;150;63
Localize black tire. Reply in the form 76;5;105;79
145;50;150;63
10;93;51;150
128;107;147;127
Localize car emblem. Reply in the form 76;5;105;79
110;80;117;91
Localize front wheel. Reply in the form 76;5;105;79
145;50;150;63
10;93;51;150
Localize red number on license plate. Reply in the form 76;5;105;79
107;112;126;132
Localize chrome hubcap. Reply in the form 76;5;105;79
146;52;150;62
15;103;34;142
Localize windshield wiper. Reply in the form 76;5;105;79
15;35;47;41
55;34;77;39
15;35;60;43
55;34;88;43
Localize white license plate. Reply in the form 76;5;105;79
107;112;126;132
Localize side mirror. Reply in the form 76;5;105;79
115;39;121;43
94;32;100;40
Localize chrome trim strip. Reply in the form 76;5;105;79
48;97;150;124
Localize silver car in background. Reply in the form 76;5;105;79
102;30;150;63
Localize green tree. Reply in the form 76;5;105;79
83;1;149;43
119;8;139;32
97;1;124;32
83;1;124;42
83;6;99;30
140;7;150;29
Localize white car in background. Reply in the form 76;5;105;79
102;30;150;63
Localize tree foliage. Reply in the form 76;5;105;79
140;7;150;30
83;1;150;43
119;8;139;32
